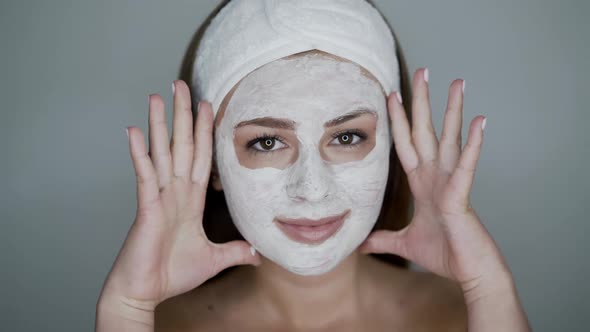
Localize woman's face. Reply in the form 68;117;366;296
213;52;392;275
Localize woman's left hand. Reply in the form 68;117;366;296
360;68;512;297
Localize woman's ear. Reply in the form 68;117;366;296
211;158;223;191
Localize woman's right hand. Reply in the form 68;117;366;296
97;80;261;326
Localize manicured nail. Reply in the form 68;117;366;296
482;117;487;131
424;68;429;83
172;82;176;95
462;79;466;93
395;91;403;104
250;246;256;256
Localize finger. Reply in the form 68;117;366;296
358;229;409;260
127;127;161;211
210;241;262;274
411;68;439;164
388;91;419;177
148;94;173;191
447;116;486;210
439;79;465;174
171;80;195;180
190;100;213;212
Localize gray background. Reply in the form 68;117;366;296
1;0;588;331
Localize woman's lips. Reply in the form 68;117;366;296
275;210;350;245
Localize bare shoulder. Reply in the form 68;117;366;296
366;257;468;331
154;267;254;332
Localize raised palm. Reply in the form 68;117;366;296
101;81;260;309
361;68;508;289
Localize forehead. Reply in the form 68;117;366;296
215;50;385;127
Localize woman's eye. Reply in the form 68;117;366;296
251;137;287;152
330;132;363;146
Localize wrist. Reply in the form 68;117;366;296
463;277;516;309
459;251;516;304
96;291;157;329
461;273;531;332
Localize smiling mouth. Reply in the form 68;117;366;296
274;209;351;245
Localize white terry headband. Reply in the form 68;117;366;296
192;0;400;117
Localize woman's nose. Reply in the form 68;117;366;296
286;149;333;202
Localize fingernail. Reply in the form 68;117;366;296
172;82;176;95
126;127;129;139
424;67;429;83
197;101;202;112
482;117;487;131
462;79;466;93
395;91;403;104
250;246;256;256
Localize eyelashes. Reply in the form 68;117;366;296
246;129;367;155
330;129;367;148
246;132;288;155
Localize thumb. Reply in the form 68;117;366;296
359;229;409;259
210;240;262;274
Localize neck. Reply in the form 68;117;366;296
252;249;369;329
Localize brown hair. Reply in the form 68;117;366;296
177;0;414;270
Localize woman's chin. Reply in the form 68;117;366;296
285;258;338;276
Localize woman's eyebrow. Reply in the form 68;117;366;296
235;117;296;130
324;109;376;128
234;109;376;130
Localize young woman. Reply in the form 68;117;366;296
96;1;530;331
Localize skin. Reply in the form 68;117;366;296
96;51;530;331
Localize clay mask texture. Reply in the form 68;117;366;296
215;53;392;275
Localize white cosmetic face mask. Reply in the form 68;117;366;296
214;53;392;276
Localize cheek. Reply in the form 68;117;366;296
330;138;391;206
216;135;287;219
222;167;290;235
334;163;388;205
